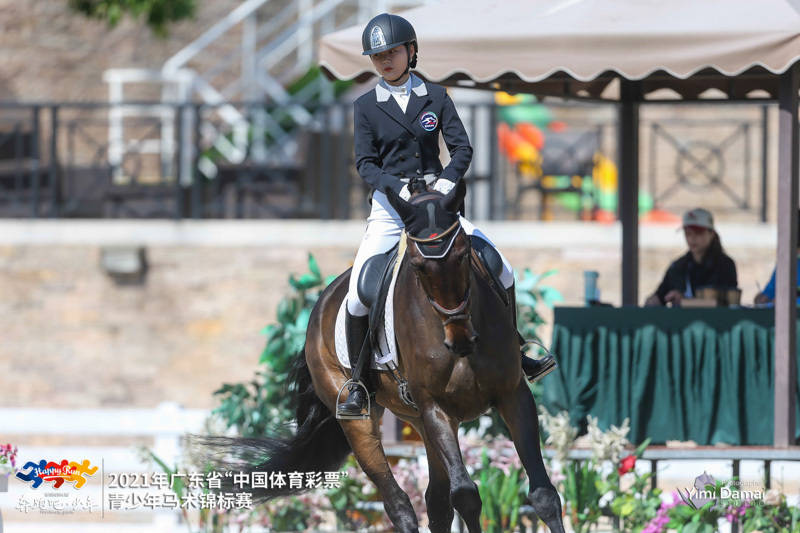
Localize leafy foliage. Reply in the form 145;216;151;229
475;449;528;532
212;253;336;437
68;0;196;36
597;439;664;532
741;491;800;532
562;459;602;532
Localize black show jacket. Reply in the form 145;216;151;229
353;75;473;195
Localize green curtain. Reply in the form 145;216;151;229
542;307;800;445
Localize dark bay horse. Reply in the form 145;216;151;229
198;181;565;533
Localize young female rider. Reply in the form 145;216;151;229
338;13;556;418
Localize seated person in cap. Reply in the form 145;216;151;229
754;209;800;306
645;208;738;306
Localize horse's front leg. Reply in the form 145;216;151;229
338;411;419;532
404;419;455;533
421;403;482;533
495;377;566;533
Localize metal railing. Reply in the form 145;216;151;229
0;100;498;220
0;100;773;221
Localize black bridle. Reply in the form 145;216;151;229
406;223;472;328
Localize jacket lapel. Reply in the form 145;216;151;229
405;93;430;129
376;98;415;135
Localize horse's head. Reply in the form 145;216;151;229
385;180;477;356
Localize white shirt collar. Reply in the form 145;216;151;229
375;73;427;102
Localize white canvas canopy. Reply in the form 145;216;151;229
319;0;800;447
320;0;800;97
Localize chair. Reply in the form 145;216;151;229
511;127;601;220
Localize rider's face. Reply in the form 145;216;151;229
370;45;408;80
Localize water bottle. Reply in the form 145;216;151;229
584;271;600;305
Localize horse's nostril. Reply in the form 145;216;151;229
444;341;474;357
470;334;479;343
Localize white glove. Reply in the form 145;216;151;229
432;178;456;195
399;185;412;201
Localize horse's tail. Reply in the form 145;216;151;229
192;346;351;501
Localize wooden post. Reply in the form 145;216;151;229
618;80;641;306
381;411;399;443
775;64;799;447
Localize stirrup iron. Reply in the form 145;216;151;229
335;379;371;420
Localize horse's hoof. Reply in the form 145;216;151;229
528;486;566;533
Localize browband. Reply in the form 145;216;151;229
406;220;460;243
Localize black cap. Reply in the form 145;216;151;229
361;13;417;56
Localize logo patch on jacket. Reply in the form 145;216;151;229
419;111;438;131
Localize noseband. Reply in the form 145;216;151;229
427;286;471;326
406;223;472;327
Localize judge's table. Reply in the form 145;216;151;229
543;306;800;446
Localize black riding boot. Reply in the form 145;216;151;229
337;310;371;419
506;283;557;383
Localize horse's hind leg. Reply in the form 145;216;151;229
339;413;419;532
496;379;566;533
421;404;482;533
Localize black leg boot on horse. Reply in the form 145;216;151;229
336;310;372;419
507;283;557;382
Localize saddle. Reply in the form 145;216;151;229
469;235;509;306
355;234;508;347
356;243;399;314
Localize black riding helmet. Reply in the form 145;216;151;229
361;13;418;72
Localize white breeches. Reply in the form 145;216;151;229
346;189;515;316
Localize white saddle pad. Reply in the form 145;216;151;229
334;252;403;372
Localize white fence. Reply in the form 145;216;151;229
0;402;209;471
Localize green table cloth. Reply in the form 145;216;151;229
542;307;800;445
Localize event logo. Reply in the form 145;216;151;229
16;459;98;489
419;111;438;131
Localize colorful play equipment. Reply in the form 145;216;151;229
494;92;656;221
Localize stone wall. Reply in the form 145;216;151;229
0;0;247;102
0;220;779;410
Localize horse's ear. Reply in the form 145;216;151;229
441;179;466;214
384;186;415;221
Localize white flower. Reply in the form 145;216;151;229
599;490;615;508
538;407;577;464
586;415;630;464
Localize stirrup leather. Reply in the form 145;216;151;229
335;379;371;420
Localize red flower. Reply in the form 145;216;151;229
618;454;636;475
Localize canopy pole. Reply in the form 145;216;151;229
618;80;642;306
775;63;799;447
